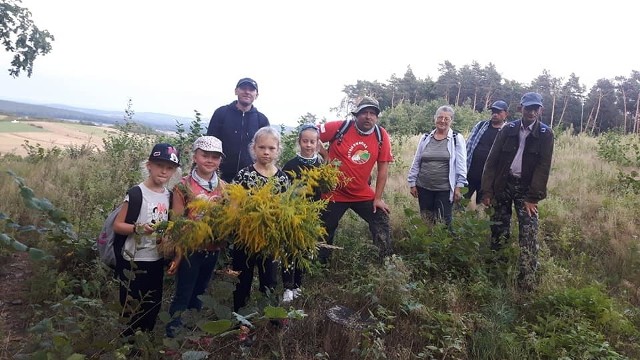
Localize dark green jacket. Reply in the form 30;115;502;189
481;119;554;203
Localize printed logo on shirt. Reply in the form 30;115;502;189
347;141;371;165
149;202;169;225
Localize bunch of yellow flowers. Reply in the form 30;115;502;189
158;163;346;269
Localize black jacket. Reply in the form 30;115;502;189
481;119;554;203
206;101;270;182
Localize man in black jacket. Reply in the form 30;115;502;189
481;92;554;291
206;77;270;182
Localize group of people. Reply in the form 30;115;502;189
407;92;554;291
111;76;553;338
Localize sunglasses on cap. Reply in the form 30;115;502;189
299;124;319;132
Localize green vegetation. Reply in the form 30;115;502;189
1;114;640;359
0;121;49;132
0;0;54;77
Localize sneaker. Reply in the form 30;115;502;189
292;288;302;299
282;289;294;303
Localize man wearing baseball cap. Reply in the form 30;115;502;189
206;77;269;182
464;100;509;204
481;92;554;291
317;96;394;263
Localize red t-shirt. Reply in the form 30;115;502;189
319;121;393;202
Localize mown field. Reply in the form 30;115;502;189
1;123;640;359
0;119;117;156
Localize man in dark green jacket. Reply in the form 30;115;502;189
481;92;554;291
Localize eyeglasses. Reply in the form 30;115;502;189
436;116;452;122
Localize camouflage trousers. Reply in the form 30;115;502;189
319;200;393;262
490;177;539;289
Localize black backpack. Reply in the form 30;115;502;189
330;120;383;149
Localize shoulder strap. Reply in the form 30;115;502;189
374;125;383;149
168;189;174;220
452;131;458;147
124;185;142;225
331;120;383;149
330;120;353;145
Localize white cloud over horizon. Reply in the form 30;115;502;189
0;0;637;127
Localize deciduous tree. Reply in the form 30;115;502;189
0;0;54;77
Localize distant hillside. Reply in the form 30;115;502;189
0;99;117;124
0;100;194;131
46;103;194;130
0;99;294;133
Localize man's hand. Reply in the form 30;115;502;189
481;196;491;207
524;201;538;217
166;254;182;276
373;198;390;214
409;186;418;198
453;187;462;202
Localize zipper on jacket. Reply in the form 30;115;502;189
236;112;245;175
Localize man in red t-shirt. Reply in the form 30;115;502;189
318;96;394;262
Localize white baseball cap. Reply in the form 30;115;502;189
192;136;225;157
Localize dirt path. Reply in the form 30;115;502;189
0;252;33;358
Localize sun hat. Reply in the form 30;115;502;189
351;96;381;116
192;136;225;157
149;143;180;166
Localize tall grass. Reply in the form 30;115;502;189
1;128;640;359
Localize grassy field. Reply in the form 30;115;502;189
0;120;117;156
0;121;49;132
1;129;640;359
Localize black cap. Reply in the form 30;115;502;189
236;77;258;91
148;143;180;166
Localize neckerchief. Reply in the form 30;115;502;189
191;168;218;191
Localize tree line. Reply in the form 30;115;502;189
337;62;640;136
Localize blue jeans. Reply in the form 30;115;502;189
166;250;219;337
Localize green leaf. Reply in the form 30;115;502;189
28;248;48;260
158;311;171;323
18;225;37;233
263;306;288;319
11;240;28;252
29;318;53;334
0;233;13;246
52;334;69;347
198;319;233;335
66;354;86;360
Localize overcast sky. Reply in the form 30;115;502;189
0;0;637;127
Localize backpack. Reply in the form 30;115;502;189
423;130;459;147
96;186;143;269
330;120;383;149
97;186;175;268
